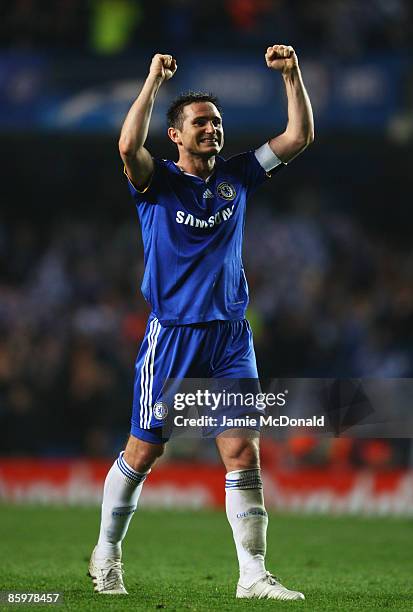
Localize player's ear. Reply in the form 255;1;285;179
168;126;182;145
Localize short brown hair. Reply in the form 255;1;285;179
167;91;222;130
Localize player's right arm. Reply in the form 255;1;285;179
118;54;177;191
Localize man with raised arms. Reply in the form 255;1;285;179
89;45;314;601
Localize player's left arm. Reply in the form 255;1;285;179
265;45;314;164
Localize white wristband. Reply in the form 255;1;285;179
254;142;285;171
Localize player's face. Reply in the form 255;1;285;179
178;102;224;157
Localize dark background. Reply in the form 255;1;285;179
1;0;412;468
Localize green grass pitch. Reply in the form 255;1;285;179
0;505;412;611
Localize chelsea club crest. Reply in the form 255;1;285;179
217;182;236;201
153;402;168;420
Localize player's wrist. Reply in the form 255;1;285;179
147;72;165;87
282;65;300;80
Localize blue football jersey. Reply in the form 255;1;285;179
126;151;271;326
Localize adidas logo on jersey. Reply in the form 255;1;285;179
203;189;214;199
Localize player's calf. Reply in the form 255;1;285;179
124;435;165;472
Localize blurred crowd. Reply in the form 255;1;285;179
0;0;412;57
1;187;412;464
0;217;146;456
1;0;412;464
247;195;413;380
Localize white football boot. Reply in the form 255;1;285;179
236;572;305;601
88;546;128;594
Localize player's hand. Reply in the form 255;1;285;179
265;45;298;74
149;54;177;82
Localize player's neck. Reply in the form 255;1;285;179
176;155;216;181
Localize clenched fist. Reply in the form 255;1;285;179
265;45;298;74
149;54;177;82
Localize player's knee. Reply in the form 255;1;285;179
124;436;165;473
217;436;260;472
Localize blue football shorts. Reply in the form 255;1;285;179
131;314;262;444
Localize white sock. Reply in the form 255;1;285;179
95;451;149;560
225;468;268;588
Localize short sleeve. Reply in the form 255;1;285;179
124;159;163;205
226;151;282;198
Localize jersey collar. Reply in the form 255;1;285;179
170;156;224;183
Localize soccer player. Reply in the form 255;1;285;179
89;45;314;601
